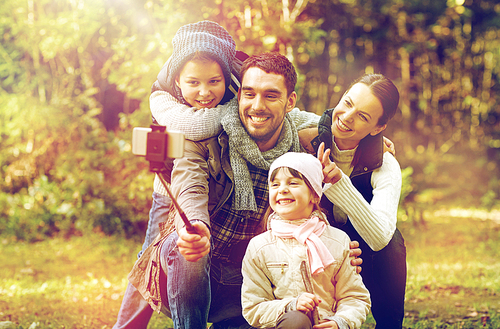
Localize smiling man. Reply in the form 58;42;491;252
127;52;360;329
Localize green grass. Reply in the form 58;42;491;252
1;211;499;328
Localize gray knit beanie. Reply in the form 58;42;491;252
169;20;236;88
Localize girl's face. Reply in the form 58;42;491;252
175;59;226;110
269;168;316;221
331;83;387;150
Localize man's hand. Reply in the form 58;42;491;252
298;127;318;154
296;292;321;313
349;240;362;274
317;142;342;185
383;136;396;156
176;221;210;262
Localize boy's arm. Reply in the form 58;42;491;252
288;108;320;130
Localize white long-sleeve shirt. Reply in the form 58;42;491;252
323;152;402;251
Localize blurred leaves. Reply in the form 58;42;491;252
1;0;500;240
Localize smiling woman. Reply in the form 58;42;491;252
302;73;406;329
330;83;387;150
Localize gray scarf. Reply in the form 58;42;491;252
221;104;302;212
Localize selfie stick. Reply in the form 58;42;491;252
156;172;195;233
145;125;195;233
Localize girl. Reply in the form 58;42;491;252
241;152;371;329
114;20;241;329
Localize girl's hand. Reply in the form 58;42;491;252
317;142;342;185
298;127;318;154
296;292;321;312
313;319;339;329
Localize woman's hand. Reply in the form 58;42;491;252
298;127;318;154
296;292;321;312
317;142;342;185
176;221;211;262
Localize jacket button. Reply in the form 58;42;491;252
364;167;368;171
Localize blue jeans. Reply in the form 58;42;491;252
113;192;171;329
338;220;407;329
159;233;254;329
159;230;211;329
114;193;253;329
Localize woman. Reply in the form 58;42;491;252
302;73;406;329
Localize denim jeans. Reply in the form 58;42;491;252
159;230;211;329
114;192;253;329
113;192;171;329
159;234;256;329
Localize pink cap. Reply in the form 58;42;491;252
269;152;323;198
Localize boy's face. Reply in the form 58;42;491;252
175;59;226;110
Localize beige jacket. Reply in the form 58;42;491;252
241;216;371;328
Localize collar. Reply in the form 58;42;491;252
311;108;383;176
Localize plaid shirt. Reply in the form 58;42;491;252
210;162;269;262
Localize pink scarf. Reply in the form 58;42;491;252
270;215;335;275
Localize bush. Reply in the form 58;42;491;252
0;93;153;241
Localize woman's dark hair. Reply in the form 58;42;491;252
347;74;399;126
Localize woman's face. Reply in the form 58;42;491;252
331;83;387;150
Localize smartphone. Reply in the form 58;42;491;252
132;127;184;159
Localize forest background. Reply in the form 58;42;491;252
1;0;500;328
1;0;500;240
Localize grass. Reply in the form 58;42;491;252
1;210;499;328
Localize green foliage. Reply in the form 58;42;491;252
0;92;153;241
400;166;414;205
1;0;500;241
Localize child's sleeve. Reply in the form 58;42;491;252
150;91;236;141
288;108;320;130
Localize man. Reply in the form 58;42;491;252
126;52;362;329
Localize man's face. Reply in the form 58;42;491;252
238;67;296;151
